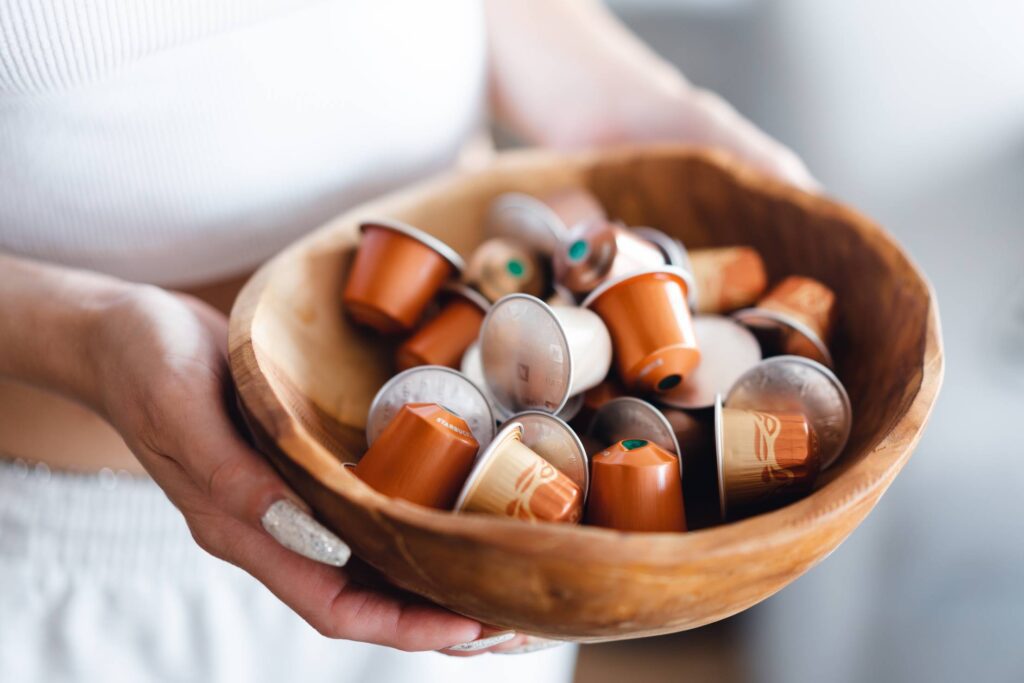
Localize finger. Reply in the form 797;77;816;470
681;87;821;192
205;509;482;652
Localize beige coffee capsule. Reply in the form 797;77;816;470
465;237;547;302
689;247;768;314
507;410;590;498
455;423;583;524
714;395;820;519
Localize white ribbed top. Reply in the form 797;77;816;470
0;0;487;285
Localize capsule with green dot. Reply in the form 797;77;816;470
585;438;687;532
465;237;547;302
554;219;668;295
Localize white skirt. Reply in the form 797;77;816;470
0;460;577;683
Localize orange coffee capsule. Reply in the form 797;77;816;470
583;267;700;394
343;220;464;334
689;247;768;313
554;220;667;295
395;285;489;371
465;237;547;302
455;423;583;524
758;275;835;352
586;439;687;533
715;397;820;519
355;402;479;510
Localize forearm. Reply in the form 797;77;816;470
0;253;132;409
485;0;691;147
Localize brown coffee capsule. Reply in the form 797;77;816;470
733;275;836;367
689;247;768;314
486;189;606;256
480;294;611;416
366;365;495;447
725;355;852;470
455;423;583;524
554;220;668;295
714;395;820;519
575;377;628;428
343;219;465;334
465;237;547;302
656;315;762;410
395;284;490;371
586;439;687;533
507;410;589;497
355;403;479;509
582;267;700;394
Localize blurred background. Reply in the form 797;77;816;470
572;1;1024;681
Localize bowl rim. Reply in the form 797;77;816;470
228;144;944;566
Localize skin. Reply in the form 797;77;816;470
0;0;814;656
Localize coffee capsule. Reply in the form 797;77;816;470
657;315;762;410
396;284;490;371
455;423;583;523
582;267;700;394
465;237;547;302
714;395;820;519
480;294;612;416
507;410;589;497
588;396;681;479
461;342;584;423
689;247;768;314
486;189;605;256
586;439;687;532
554;220;668;295
733;275;836;367
355;403;479;509
366;365;495;447
343;219;465;334
725;355;852;470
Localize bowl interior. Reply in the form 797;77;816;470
248;150;930;491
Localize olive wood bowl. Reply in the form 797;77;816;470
228;146;943;641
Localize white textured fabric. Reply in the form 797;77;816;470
0;0;487;285
0;460;578;683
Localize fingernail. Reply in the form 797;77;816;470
497;637;567;655
261;499;351;567
447;630;517;652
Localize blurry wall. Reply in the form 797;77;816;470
607;2;1024;682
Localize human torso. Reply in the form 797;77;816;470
0;0;488;472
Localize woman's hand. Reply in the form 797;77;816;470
83;283;525;653
0;254;520;653
486;0;818;191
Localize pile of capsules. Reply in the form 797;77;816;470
340;188;852;531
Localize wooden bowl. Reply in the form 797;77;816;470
229;146;943;641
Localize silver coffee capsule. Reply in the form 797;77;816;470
366;365;495;447
461;342;583;423
507;410;589;497
724;355;852;469
657;315;763;410
485;193;568;257
480;294;611;416
588;396;682;476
